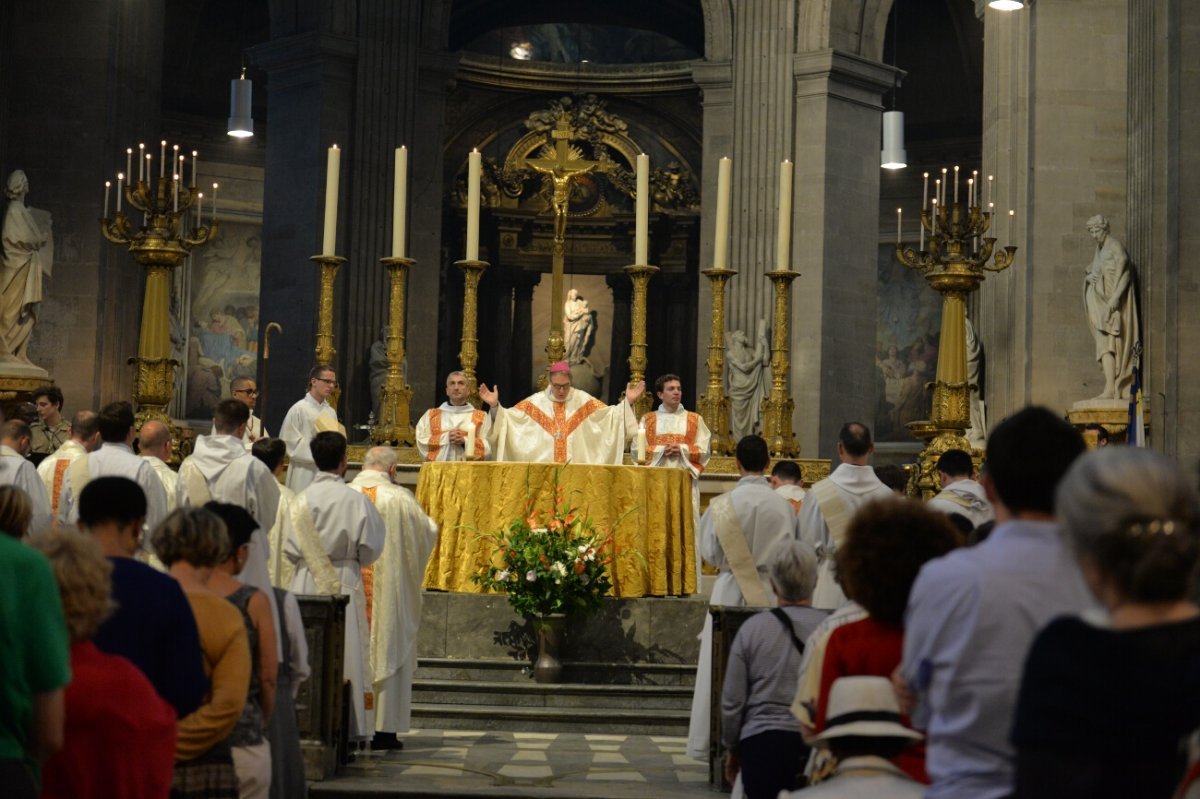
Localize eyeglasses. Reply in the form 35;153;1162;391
233;389;259;396
314;377;338;387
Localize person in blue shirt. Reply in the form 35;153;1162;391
898;406;1092;799
82;476;208;718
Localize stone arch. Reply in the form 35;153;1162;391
798;0;894;59
698;0;734;62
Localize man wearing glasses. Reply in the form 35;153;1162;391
214;376;269;450
279;365;343;492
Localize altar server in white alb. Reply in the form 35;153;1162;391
283;431;385;741
687;434;798;761
415;370;491;462
634;372;711;488
37;410;100;522
57;401;168;537
798;422;895;610
925;448;994;530
138;420;178;514
479;360;644;464
0;420;52;531
178;398;284;658
348;446;439;747
278;364;343;492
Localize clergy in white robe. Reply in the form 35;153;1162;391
348;447;439;737
925;448;994;530
37;411;99;524
798;422;894;610
686;434;798;761
138;420;178;514
249;437;297;589
770;460;807;515
211;376;269;450
57;402;168;541
479;361;644;464
180;399;285;660
0;420;52;532
283;431;385;740
278;365;342;492
415;371;492;461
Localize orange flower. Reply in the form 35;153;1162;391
574;560;585;574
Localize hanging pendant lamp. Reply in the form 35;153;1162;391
881;110;907;170
227;67;254;138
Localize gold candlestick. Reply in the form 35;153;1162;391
456;258;489;407
760;270;800;458
624;263;659;417
897;187;1018;497
698;266;736;456
372;256;415;445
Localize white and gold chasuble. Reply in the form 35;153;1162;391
489;386;636;464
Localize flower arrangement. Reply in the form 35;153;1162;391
473;482;631;619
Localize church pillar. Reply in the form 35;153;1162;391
789;51;895;458
976;1;1128;422
511;271;541;396
607;273;632;405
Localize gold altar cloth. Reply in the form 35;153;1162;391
418;462;697;597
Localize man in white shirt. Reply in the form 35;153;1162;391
138;420;178;513
211;376;268;450
770;460;806;514
925;448;994;530
0;419;52;531
798;422;894;610
283;431;385;742
37;410;100;522
415;371;491;461
57;401;168;538
278;365;341;492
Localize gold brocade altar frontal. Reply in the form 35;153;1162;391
418;462;697;597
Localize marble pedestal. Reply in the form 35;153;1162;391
1067;398;1150;446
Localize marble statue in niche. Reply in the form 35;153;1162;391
1083;214;1140;402
563;288;597;366
1;170;53;375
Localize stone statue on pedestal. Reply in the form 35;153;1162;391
725;319;769;441
563;288;596;365
1;170;52;376
965;315;987;449
1083;214;1139;402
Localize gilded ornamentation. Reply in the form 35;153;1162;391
311;255;343;369
625;264;659;418
650;162;700;211
759;270;800;458
456;258;488;407
372;257;416;446
698;267;736;456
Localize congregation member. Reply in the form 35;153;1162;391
81;477;206;719
925;448;993;528
251;437;296;587
37;410;99;521
349;446;439;749
1011;446;1200;799
687;434;798;761
770;460;806;512
283;431;385;743
31;528;177;799
279;365;342;492
30;385;69;457
0;420;51;531
0;485;32;538
807;499;961;784
139;419;178;513
153;507;252;799
206;503;279;799
720;540;827;799
872;463;908;495
415;370;491;461
1083;421;1110;448
267;584;310;799
798;422;893;610
479;360;644;463
214;376;269;449
0;508;68;799
782;677;924;799
898;406;1091;799
57;401;167;538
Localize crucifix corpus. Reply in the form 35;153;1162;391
522;118;602;372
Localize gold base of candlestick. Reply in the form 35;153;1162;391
372;256;416;446
625;263;659;418
456;259;489;408
698;266;736;455
760;270;800;458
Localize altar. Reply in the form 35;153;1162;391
418;461;697;597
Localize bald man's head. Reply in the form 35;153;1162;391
138;420;172;461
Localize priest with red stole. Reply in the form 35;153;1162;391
478;362;645;464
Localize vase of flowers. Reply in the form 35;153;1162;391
474;481;631;683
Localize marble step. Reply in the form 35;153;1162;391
410;701;691;735
414;678;693;711
416;657;697;686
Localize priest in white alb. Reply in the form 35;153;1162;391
283;431;385;742
634;372;711;500
37;410;99;522
278;364;343;492
479;361;644;464
348;446;439;748
415;370;491;461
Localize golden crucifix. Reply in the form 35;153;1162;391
522;118;601;371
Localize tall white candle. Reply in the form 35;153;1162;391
138;143;145;181
173;145;180;179
126;149;133;182
466;148;481;261
322;144;341;256
178;155;185;187
922;172;929;210
104;181;111;218
713;156;732;269
191;151;199;188
160;140;167;180
145;154;152;186
1008;209;1015;240
941;168;948;204
212;183;219;220
196;192;203;227
117;173;124;213
173;174;179;213
931;198;938;235
954;165;960;204
775;159;793;271
635;153;650;264
896;208;902;244
392;146;408;258
968;178;974;207
987;175;993;207
971;170;979;205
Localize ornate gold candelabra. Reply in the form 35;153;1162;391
456;258;489;408
372;257;415;445
310;255;345;408
896;183;1017;497
100;156;217;445
624;263;659;417
760;270;800;457
698;267;736;455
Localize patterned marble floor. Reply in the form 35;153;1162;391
309;729;714;798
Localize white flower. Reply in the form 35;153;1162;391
551;562;568;578
496;570;510;582
525;570;537;582
578;544;588;553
